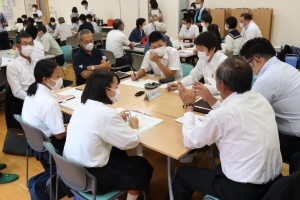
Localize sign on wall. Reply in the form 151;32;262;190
1;0;16;6
2;6;14;20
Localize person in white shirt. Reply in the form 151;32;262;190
224;16;242;56
200;13;212;33
240;37;300;163
106;19;134;68
53;17;72;46
143;14;159;36
178;17;199;41
63;70;153;200
173;57;282;200
71;17;81;33
46;17;57;37
14;18;23;33
86;14;99;33
32;4;43;25
81;0;95;20
22;59;66;155
240;13;262;45
131;31;182;81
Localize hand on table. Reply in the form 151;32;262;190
119;110;129;120
129;117;139;129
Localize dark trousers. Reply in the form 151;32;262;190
173;165;279;200
59;40;66;46
36;21;42;25
54;54;65;66
0;32;10;50
279;132;300;163
115;53;132;70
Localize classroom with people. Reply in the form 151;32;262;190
0;0;300;199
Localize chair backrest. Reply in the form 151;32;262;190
43;141;95;194
93;32;102;41
224;50;234;58
181;63;194;78
131;53;144;71
14;114;50;152
60;45;72;62
102;49;116;65
7;30;16;38
66;36;79;48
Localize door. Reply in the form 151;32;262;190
37;0;50;25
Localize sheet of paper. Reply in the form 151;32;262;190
60;97;81;110
1;57;13;67
58;88;83;98
175;115;204;126
121;79;159;89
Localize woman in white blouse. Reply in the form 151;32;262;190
63;71;153;200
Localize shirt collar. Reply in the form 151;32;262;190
18;55;32;65
244;20;253;29
220;92;238;106
258;56;279;78
38;83;57;98
208;51;220;66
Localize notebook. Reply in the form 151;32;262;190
115;71;131;79
193;98;212;114
60;97;81;110
175;115;204;126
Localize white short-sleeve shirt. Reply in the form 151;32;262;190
106;29;130;58
53;23;73;41
85;7;94;15
33;10;43;22
179;24;199;38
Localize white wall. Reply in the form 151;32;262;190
0;1;28;26
189;0;300;47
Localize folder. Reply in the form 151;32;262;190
193;99;212;114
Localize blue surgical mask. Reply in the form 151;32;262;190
252;75;257;87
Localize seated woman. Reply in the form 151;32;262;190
207;24;222;51
129;18;146;42
46;17;56;36
178;17;199;41
63;71;153;199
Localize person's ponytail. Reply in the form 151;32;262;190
27;81;38;96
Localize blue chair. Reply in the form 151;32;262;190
203;195;220;200
101;49;131;72
43;141;127;200
60;45;73;87
181;63;194;78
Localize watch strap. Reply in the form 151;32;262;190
183;103;194;108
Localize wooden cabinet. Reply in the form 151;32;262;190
253;9;273;40
230;9;251;33
209;9;226;36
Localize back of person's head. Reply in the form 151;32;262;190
136;18;146;29
23;20;28;26
239;38;276;60
81;70;120;104
113;19;123;30
150;1;158;9
183;17;192;24
25;25;38;39
37;25;47;33
240;13;252;21
156;23;167;34
72;7;78;13
86;14;92;20
21;14;27;19
194;31;218;53
16;32;32;45
27;60;58;96
17;18;23;23
149;31;165;44
150;14;158;21
58;17;65;24
81;0;88;5
50;17;55;23
27;17;35;25
32;4;38;8
72;17;79;23
201;13;212;24
225;16;237;29
216;57;252;94
79;14;86;21
207;24;222;50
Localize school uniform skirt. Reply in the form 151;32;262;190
86;147;153;194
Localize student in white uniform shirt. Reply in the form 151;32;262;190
71;17;81;33
178;17;199;41
81;0;95;20
14;18;24;33
32;4;43;25
53;17;72;46
63;71;153;200
131;31;182;81
174;57;282;200
143;14;159;36
224;16;242;56
240;13;262;45
86;14;99;33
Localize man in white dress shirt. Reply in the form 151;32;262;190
240;13;262;44
240;37;300;163
53;17;72;46
32;4;43;25
81;0;95;20
173;57;282;200
143;14;159;36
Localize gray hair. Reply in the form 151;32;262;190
156;23;167;34
78;29;92;41
150;14;158;20
58;17;65;24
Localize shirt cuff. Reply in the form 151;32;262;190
184;112;195;124
211;100;221;110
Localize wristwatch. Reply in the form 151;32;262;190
183;103;194;108
91;65;95;71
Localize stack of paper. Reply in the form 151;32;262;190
60;97;81;110
121;79;159;89
58;88;83;98
175;115;204;126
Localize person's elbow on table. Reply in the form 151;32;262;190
129;42;135;49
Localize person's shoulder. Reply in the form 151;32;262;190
166;46;177;53
215;51;228;61
73;48;84;58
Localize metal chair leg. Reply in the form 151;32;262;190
167;156;174;200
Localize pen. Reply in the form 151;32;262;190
198;118;203;121
132;67;138;81
75;88;83;91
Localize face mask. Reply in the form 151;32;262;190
84;43;94;51
182;24;186;29
200;22;205;27
195;4;201;9
32;8;36;11
152;46;165;57
225;25;229;31
47;78;63;90
198;52;210;61
83;5;86;9
153;21;159;26
87;20;91;23
141;25;145;30
21;45;34;57
51;22;55;26
239;23;244;28
202;26;207;32
108;88;121;103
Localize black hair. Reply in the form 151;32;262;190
21;14;27;19
208;24;222;50
17;18;23;23
23;20;28;26
71;17;79;23
79;14;86;21
149;31;165;44
150;1;158;9
240;13;252;21
190;2;196;9
216;58;252;94
239;38;276;60
225;16;237;29
194;31;218;53
32;4;37;8
81;71;120;105
86;14;92;20
81;0;88;5
183;17;192;24
113;19;123;30
27;17;35;25
201;13;212;24
16;32;32;45
25;25;38;39
50;17;55;23
27;60;58;96
72;7;78;13
37;25;47;33
136;18;146;29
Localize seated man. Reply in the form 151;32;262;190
73;29;111;85
86;14;99;33
53;17;72;46
178;17;199;41
240;38;300;163
78;14;94;33
240;13;262;45
37;25;65;66
143;14;159;36
71;17;81;32
129;18;146;42
174;57;282;200
106;19;134;68
131;31;182;81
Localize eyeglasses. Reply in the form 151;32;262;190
247;57;255;64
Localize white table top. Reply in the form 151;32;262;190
0;56;13;67
100;26;113;29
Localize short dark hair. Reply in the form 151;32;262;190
150;1;158;9
194;32;218;53
225;16;237;29
79;14;86;21
50;17;55;23
240;13;252;21
17;18;23;23
25;25;38;39
72;17;79;23
81;0;88;5
113;19;123;30
23;20;28;26
216;58;253;94
149;31;165;44
136;18;146;29
239;38;276;60
81;71;120;105
27;60;58;96
190;2;196;9
86;14;92;20
183;17;192;24
201;13;212;24
208;24;222;50
16;32;33;45
21;14;27;19
27;17;35;25
72;7;78;13
37;25;47;33
32;4;37;8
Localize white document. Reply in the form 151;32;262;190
1;57;13;67
60;97;81;110
121;79;159;89
175;115;204;126
58;88;83;98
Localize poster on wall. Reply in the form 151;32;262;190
1;0;16;7
2;6;14;20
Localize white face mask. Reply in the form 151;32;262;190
225;25;229;31
21;45;34;57
182;24;186;29
32;8;36;11
153;21;159;26
152;46;165;57
198;52;210;61
200;22;205;27
108;88;121;103
202;26;207;32
195;4;201;9
141;25;145;30
83;5;86;9
47;78;63;90
84;43;94;51
239;23;244;28
51;22;55;26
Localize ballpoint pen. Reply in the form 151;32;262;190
132;67;138;81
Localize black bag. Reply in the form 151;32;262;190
2;128;28;156
280;45;292;62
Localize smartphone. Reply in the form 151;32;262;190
135;91;145;97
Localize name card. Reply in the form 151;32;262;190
144;88;161;101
